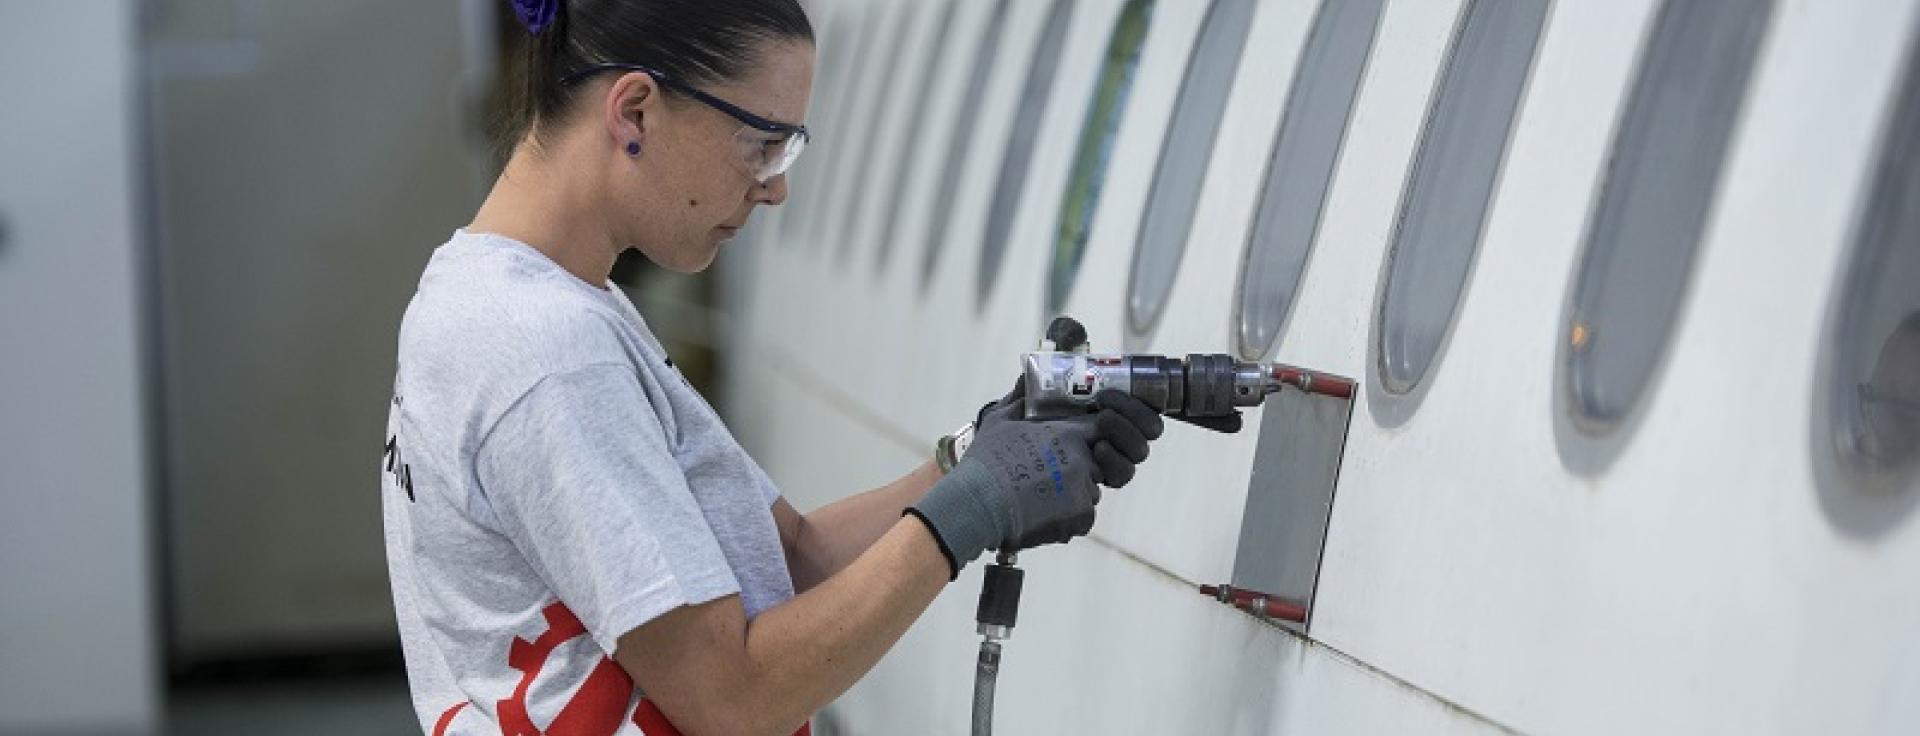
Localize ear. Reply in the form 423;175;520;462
602;71;662;154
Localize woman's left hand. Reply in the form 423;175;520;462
973;377;1027;435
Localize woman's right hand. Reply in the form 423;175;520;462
907;390;1164;579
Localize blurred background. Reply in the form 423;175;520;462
1;1;726;733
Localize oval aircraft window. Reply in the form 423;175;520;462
1375;0;1548;396
830;4;919;261
1852;315;1920;472
875;0;960;274
814;11;894;249
1124;0;1258;339
1563;0;1773;432
1824;45;1920;488
780;13;861;246
977;0;1075;308
1048;0;1154;316
1234;0;1385;360
918;0;1013;290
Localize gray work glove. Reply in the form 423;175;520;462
908;390;1164;579
973;377;1027;433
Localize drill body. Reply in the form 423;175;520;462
1021;351;1355;421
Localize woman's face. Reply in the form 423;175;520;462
612;38;815;273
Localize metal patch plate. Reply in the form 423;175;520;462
1229;384;1355;633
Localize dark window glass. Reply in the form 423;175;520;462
875;0;960;273
1375;0;1548;395
1048;0;1154;316
1564;0;1773;430
781;14;863;245
810;12;890;245
1826;41;1920;481
918;0;1013;289
977;0;1076;307
1124;0;1258;337
1235;0;1385;359
827;5;918;259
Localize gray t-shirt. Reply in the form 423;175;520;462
381;230;794;734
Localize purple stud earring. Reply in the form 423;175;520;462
626;141;642;157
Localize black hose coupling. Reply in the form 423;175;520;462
976;552;1023;641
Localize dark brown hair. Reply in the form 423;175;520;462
500;0;814;154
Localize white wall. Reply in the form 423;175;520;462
0;0;160;732
726;0;1920;733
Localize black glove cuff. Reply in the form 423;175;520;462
903;508;962;582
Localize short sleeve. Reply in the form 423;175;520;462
475;363;741;654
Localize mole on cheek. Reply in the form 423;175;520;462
689;199;700;208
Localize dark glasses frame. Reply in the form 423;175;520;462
559;62;810;141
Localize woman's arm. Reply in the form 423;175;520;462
772;461;943;593
618;391;1163;735
771;378;1025;590
615;517;948;736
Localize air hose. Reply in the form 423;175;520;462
971;552;1022;736
971;639;1001;736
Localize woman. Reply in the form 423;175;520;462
381;1;1164;733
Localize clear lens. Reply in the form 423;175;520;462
734;127;808;183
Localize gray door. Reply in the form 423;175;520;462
0;0;160;730
147;0;494;663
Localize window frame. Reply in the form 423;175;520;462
1123;0;1261;342
1047;0;1156;317
1233;0;1386;361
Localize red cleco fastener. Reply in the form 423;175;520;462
1198;584;1306;624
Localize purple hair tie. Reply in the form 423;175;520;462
511;0;560;35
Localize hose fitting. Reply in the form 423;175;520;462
972;552;1022;736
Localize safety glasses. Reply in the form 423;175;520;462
560;62;810;183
